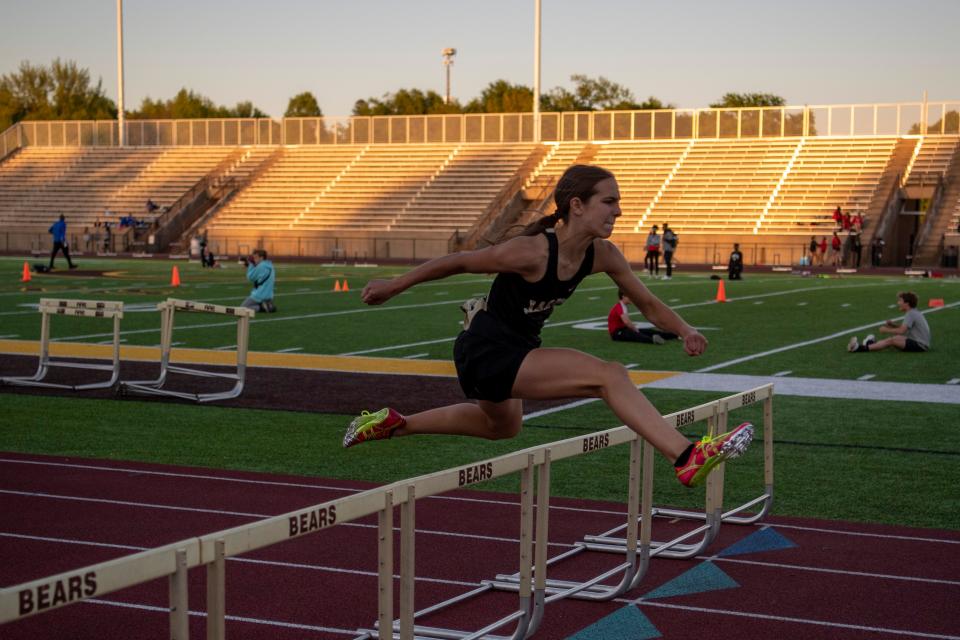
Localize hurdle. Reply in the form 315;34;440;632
477;384;772;621
118;298;254;403
0;298;123;391
0;387;773;640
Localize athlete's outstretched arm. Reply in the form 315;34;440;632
595;240;707;356
361;235;545;305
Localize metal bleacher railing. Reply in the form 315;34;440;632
2;100;958;158
0;384;773;640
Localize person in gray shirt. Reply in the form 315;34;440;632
847;291;930;353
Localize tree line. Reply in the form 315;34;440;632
2;58;806;132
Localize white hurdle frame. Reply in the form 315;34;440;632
0;387;773;640
119;298;254;403
578;385;774;561
0;299;123;391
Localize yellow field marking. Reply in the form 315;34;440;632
0;339;680;383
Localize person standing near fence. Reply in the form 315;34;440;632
344;164;754;489
644;224;661;277
661;223;678;280
48;214;77;270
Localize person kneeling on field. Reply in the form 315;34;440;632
342;164;753;489
241;249;277;313
847;291;930;353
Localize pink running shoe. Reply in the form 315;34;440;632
675;422;754;488
343;408;406;448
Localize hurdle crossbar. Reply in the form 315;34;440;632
0;299;123;391
0;387;774;640
119;298;254;403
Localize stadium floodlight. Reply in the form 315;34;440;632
442;48;457;104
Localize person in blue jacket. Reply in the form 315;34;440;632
48;214;77;270
241;249;276;313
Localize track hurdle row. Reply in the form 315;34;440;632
0;297;253;403
0;385;773;640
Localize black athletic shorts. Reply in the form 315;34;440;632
904;338;928;352
453;312;537;402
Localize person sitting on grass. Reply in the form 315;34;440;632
343;164;753;489
848;291;930;353
608;290;679;345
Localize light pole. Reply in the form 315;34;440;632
533;0;541;142
442;48;457;104
116;0;126;146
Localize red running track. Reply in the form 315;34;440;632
1;451;958;640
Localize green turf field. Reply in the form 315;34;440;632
1;255;958;529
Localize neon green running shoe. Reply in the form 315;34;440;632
343;408;406;448
675;422;754;488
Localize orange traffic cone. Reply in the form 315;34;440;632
716;279;727;303
171;265;181;287
334;280;342;292
21;261;31;283
342;280;350;292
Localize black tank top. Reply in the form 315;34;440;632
471;230;595;347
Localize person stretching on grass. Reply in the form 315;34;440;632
848;291;931;353
344;164;753;488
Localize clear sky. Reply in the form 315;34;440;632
3;0;958;119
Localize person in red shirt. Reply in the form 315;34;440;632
818;236;827;266
830;232;842;267
832;205;843;227
608;291;678;344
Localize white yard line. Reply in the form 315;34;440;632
695;300;960;373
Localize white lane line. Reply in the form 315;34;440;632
620;600;960;640
754;301;764;305
797;302;808;306
213;344;236;351
85;598;359;635
52;299;460;342
343;282;892;356
858;374;877;381
402;353;429;359
841;303;851;307
523;398;600;421
341;336;456;356
0;334;20;338
695;301;960;373
97;338;127;345
276;347;303;353
4;458;960;545
0;495;571;549
708;555;960;587
772;370;792;377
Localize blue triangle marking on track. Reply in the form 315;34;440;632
717;527;797;557
641;561;739;600
564;604;661;640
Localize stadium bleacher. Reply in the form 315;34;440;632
1;114;957;264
